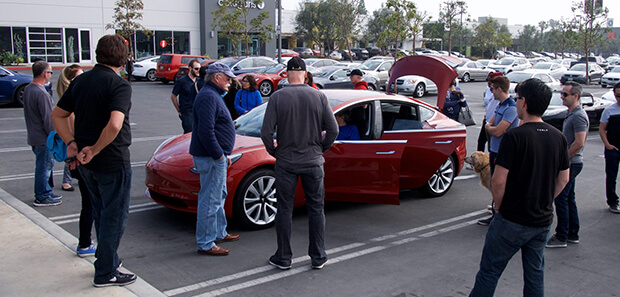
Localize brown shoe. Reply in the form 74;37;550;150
197;245;229;256
215;234;240;243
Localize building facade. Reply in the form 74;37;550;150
0;0;276;64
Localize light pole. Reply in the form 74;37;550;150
276;0;282;64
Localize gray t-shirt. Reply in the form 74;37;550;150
23;83;54;146
563;105;589;164
261;84;338;168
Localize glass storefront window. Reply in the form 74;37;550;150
28;27;63;62
13;28;27;62
65;28;79;63
155;31;172;55
0;27;10;54
173;31;190;54
135;31;154;58
80;30;91;60
217;33;266;57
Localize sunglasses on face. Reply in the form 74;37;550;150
560;92;573;97
193;67;200;70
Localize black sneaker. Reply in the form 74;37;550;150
567;237;580;244
477;216;493;226
33;197;62;207
312;259;329;269
545;235;567;248
268;256;291;270
609;205;620;214
94;272;137;287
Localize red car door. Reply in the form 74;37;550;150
323;140;406;205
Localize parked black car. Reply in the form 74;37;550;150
292;47;314;57
366;47;382;57
542;91;613;131
351;48;369;60
278;66;379;91
560;63;605;84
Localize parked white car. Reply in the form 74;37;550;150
357;58;394;90
132;55;160;81
522;62;567;80
506;71;561;95
488;57;531;74
387;75;438;98
329;51;342;60
602;67;620;88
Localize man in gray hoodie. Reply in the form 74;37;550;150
261;57;338;270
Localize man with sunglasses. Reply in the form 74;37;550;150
171;59;203;133
599;82;620;214
190;63;240;256
547;81;589;248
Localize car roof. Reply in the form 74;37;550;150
323;89;417;109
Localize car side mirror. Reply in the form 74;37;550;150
377;69;382;72
330;76;335;81
280;72;287;78
234;66;240;71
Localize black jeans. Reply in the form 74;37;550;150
272;163;327;267
605;148;620;206
70;168;93;248
477;118;488;152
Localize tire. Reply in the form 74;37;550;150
413;83;426;98
602;84;607;88
233;168;277;229
367;84;376;91
462;73;471;83
421;155;456;197
161;79;170;85
146;69;156;82
259;81;273;96
13;84;26;107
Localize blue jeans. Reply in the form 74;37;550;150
32;145;54;200
470;213;550;297
554;163;582;241
272;163;327;267
193;156;228;251
605;148;620;207
78;166;132;283
180;110;193;134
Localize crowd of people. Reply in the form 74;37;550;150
19;34;620;293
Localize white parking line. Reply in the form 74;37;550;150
0;134;177;154
164;210;487;297
49;201;162;224
0;161;148;182
0;129;27;134
0;117;24;121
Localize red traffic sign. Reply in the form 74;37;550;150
160;40;167;48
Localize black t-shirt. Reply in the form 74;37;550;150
57;64;132;172
495;122;569;227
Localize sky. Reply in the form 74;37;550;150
282;0;620;28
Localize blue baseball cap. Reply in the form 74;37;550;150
207;63;235;78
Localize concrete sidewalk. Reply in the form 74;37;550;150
0;188;165;297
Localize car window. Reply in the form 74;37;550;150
234;103;267;137
159;55;173;64
475;62;485;69
535;74;552;83
236;59;253;69
581;95;594;105
379;62;393;71
465;62;475;68
255;58;275;67
332;69;348;78
419;106;435;122
381;101;423;131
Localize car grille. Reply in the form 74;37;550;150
565;74;581;78
604;77;620;82
396;79;404;85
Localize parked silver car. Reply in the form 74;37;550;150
386;75;438;98
488;57;531;74
456;61;495;82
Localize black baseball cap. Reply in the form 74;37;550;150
287;57;306;71
348;69;363;77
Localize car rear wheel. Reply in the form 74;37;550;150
462;73;471;82
414;83;426;98
259;81;273;96
367;84;376;91
233;168;277;229
13;84;26;107
146;69;156;82
421;155;455;197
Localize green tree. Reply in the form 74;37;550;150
423;21;445;50
572;0;609;83
518;25;539;52
380;0;418;58
333;0;367;61
212;0;273;56
439;0;467;55
105;0;151;57
365;6;393;50
408;9;430;53
473;17;512;58
295;0;338;54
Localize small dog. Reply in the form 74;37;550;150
465;151;491;192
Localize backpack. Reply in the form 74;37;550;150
46;131;67;162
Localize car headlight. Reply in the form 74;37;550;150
405;79;418;84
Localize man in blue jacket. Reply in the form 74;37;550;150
190;63;240;256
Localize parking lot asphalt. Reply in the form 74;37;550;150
1;77;618;296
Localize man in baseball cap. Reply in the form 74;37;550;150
348;69;368;90
190;62;240;256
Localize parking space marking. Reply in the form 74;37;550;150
49;201;162;225
0;134;178;154
0;161;148;182
0;117;24;121
0;129;27;134
164;210;487;297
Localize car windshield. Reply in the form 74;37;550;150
217;57;241;67
570;64;587;71
136;56;154;62
234;104;267;137
358;60;381;70
532;63;551;70
611;67;620;73
496;58;515;65
505;72;532;83
313;69;336;78
262;64;285;74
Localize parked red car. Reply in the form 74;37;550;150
145;90;467;230
175;59;216;82
155;54;212;84
275;49;300;58
235;63;287;96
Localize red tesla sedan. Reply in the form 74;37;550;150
236;63;287;97
145;90;467;229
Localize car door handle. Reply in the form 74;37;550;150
435;140;453;144
376;151;396;155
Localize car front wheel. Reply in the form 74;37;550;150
421;155;456;197
414;83;426;98
233;168;277;229
259;81;273;96
146;69;156;82
462;73;471;82
14;84;26;107
367;84;376;91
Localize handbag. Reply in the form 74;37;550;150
46;131;67;162
457;106;476;126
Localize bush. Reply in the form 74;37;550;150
0;52;23;66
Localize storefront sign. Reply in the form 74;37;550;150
160;40;167;48
217;0;264;10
